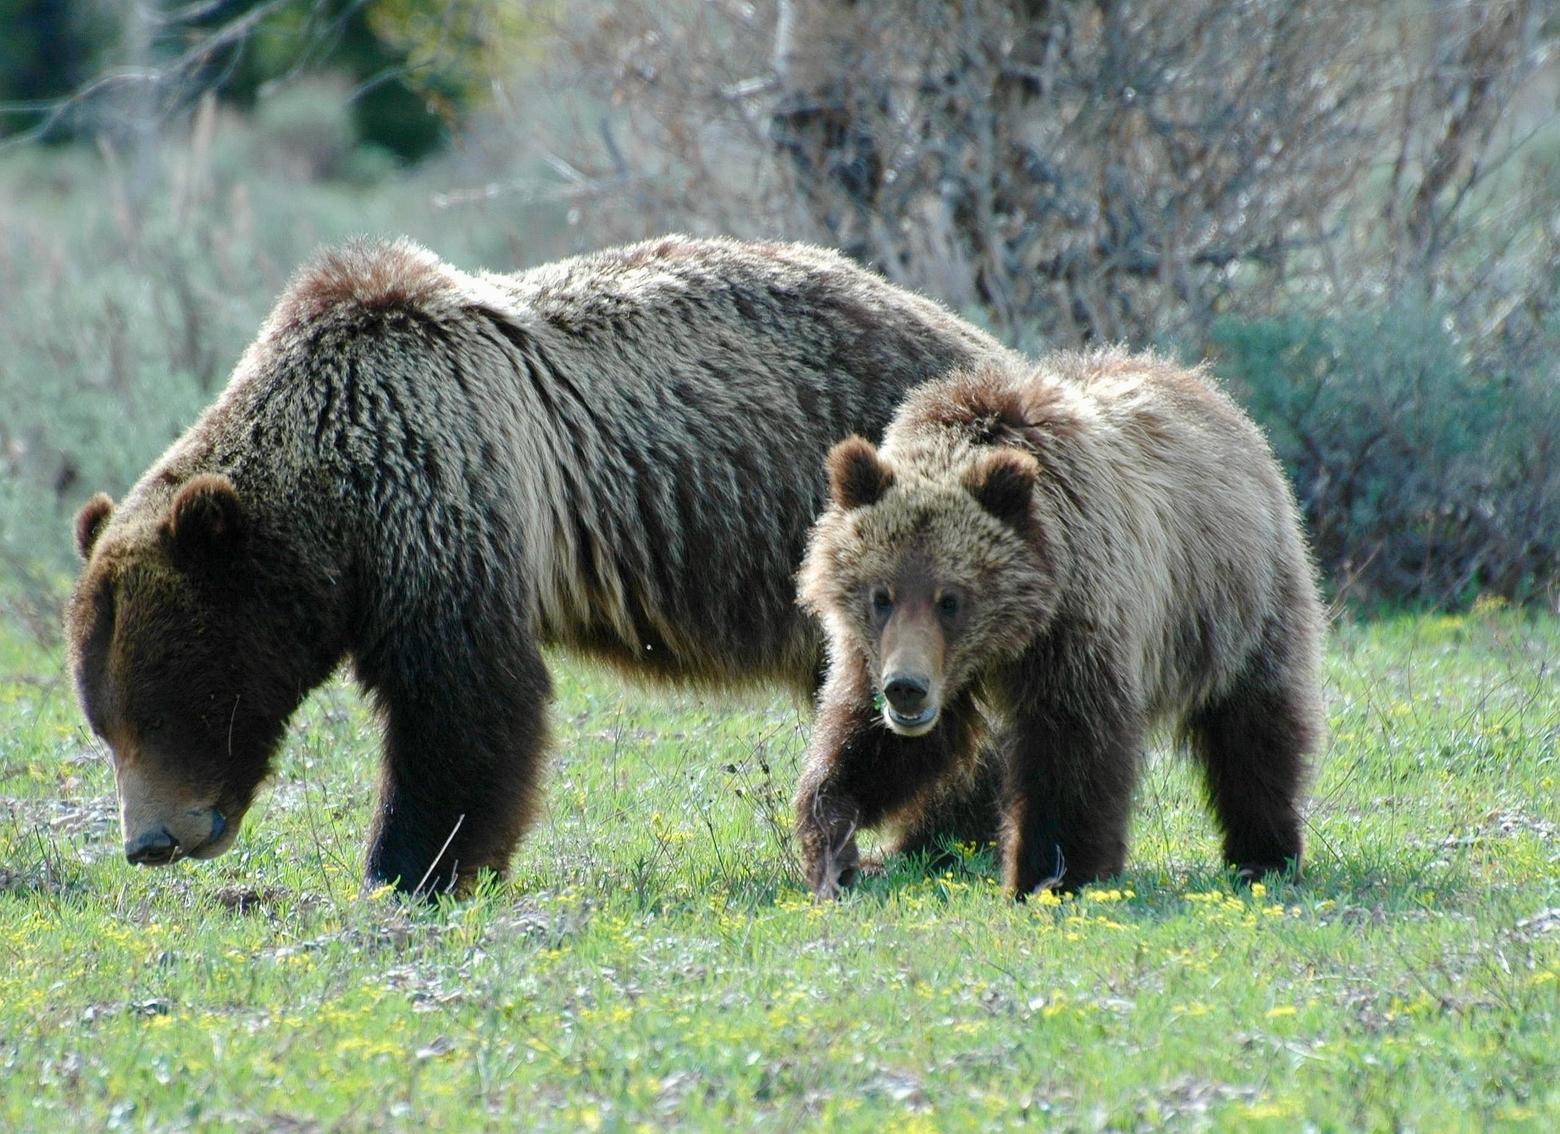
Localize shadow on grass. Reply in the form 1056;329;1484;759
797;836;1484;925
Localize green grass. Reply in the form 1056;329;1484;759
1;610;1556;1131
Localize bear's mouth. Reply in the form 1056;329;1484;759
183;808;236;860
884;704;939;736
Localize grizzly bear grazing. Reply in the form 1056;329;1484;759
795;350;1325;898
67;236;1019;894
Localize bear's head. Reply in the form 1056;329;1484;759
800;435;1057;737
66;475;320;867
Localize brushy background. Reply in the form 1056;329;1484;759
0;0;1556;631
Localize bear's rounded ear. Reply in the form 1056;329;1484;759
826;435;894;510
161;474;247;567
73;493;115;560
963;450;1038;529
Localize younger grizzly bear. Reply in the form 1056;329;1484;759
795;350;1324;898
67;236;1018;895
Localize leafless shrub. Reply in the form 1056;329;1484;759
532;0;1555;605
550;2;1542;341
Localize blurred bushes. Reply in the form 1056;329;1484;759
0;1;111;137
0;100;572;638
189;0;453;162
250;77;391;183
0;0;1553;620
1;0;514;160
1213;306;1558;609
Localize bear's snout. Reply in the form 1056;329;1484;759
124;825;179;865
883;672;930;714
881;670;940;735
878;606;946;736
122;806;231;866
115;761;237;867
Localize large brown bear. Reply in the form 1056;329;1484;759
795;350;1325;898
67;236;1018;894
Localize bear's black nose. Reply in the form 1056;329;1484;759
125;827;179;866
883;673;930;714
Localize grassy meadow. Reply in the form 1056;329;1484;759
2;13;1556;1129
0;608;1556;1131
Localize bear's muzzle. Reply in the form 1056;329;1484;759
116;761;238;866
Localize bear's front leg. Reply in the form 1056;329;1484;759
795;787;863;900
796;664;976;900
1000;672;1143;897
357;610;554;897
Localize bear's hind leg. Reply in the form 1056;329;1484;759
1188;619;1322;879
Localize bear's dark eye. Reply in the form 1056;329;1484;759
936;592;961;618
870;588;894;616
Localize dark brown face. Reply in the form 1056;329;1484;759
67;477;299;867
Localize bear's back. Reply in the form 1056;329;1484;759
1054;352;1315;716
